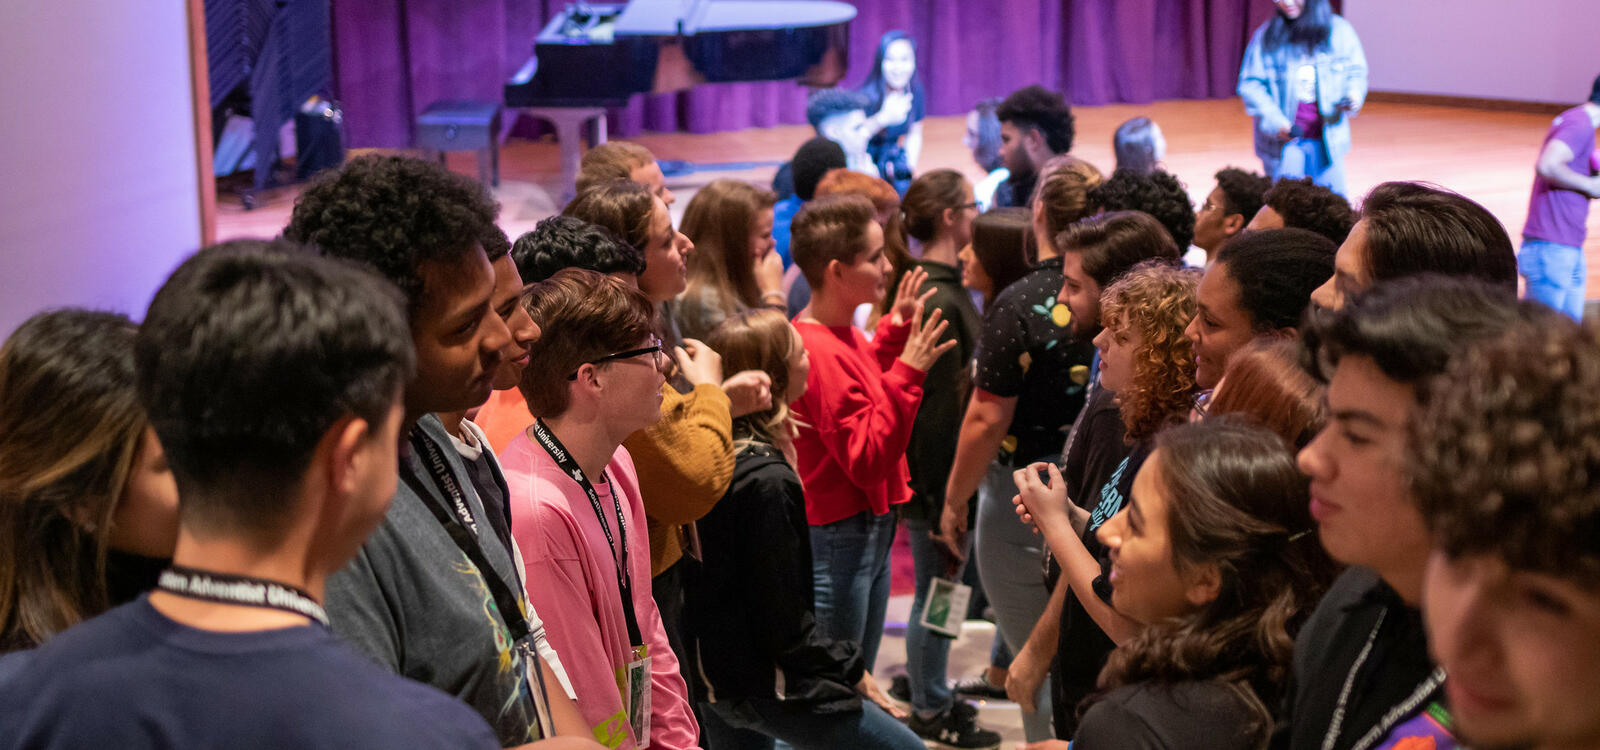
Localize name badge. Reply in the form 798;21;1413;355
919;578;973;638
615;645;653;749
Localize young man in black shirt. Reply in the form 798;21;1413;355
993;85;1075;208
285;156;582;744
1411;310;1600;750
1283;276;1521;750
0;243;595;749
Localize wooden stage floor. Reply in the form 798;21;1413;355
218;97;1600;299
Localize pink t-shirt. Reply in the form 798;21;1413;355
500;433;700;750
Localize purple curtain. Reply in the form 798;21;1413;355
331;0;1294;148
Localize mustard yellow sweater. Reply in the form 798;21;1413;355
623;382;736;577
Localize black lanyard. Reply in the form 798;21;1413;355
404;428;532;643
156;566;329;626
413;429;479;537
530;418;644;648
1323;607;1448;750
404;424;551;739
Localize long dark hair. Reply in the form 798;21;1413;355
857;30;924;113
970;208;1035;303
1264;0;1333;51
0;310;146;651
1088;419;1339;740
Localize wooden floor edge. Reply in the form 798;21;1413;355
1366;91;1569;116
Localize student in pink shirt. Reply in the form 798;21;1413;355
788;194;955;671
500;268;701;750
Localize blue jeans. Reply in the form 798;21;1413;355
810;510;897;671
1520;238;1587;320
904;517;959;716
974;458;1055;742
1262;137;1347;197
701;698;925;750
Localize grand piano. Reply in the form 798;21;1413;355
505;0;857;194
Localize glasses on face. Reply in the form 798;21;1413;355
1190;389;1214;420
568;336;665;380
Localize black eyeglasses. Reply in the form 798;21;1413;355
568;337;665;380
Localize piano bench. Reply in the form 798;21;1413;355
416;101;502;187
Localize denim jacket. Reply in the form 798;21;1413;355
1237;15;1368;163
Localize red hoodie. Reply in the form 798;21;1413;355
790;314;926;526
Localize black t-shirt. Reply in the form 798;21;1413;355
1276;567;1448;750
973;257;1095;466
1052;425;1150;739
1075;680;1268;750
0;598;501;749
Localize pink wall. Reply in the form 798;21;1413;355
0;0;203;336
1346;0;1598;104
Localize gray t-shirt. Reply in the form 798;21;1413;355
326;414;543;746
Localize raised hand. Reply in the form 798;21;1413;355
889;266;934;327
896;303;957;373
673;338;724;387
721;369;774;418
1012;462;1072;533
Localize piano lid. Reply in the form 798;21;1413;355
614;0;855;35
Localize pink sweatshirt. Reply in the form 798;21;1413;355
500;434;700;750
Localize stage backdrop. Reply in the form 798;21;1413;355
332;0;1295;149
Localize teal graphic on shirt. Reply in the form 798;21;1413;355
1089;456;1132;531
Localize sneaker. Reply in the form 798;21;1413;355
887;674;914;714
907;703;1003;750
950;673;1007;701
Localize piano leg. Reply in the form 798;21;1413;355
519;107;608;203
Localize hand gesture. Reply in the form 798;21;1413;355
721;369;774;418
857;671;907;719
673;338;724;387
889;266;934;327
896;302;956;373
1012;462;1074;534
754;250;785;301
878;91;913;128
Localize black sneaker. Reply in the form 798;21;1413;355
907;703;1002;750
950;673;1008;701
887;674;914;714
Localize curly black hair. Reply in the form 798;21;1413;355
1301;274;1519;387
1215;228;1335;332
1214;167;1272;223
511;215;644;284
1261;177;1354;246
283;155;506;312
1412;309;1600;587
996;85;1075;154
1088;168;1196;250
805;88;869;131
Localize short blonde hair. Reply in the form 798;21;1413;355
576;141;655;196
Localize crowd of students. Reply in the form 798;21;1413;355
2;46;1600;750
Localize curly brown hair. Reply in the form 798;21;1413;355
1099;260;1201;441
1412;310;1600;587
